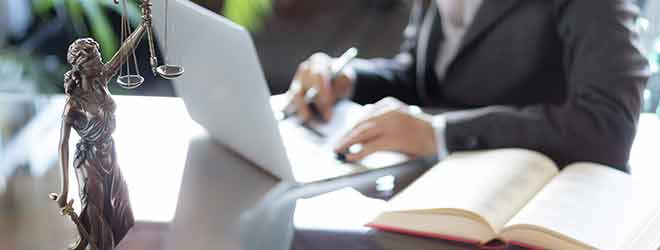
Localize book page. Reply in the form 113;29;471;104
627;205;660;250
384;149;558;232
504;163;660;250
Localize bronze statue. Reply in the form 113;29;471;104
49;0;182;249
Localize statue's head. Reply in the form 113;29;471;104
67;38;103;77
64;38;103;95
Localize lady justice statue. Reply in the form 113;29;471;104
49;0;182;249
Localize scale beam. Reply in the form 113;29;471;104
109;0;184;89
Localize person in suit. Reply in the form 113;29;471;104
287;0;650;172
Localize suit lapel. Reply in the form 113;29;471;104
457;0;520;54
416;0;443;105
417;0;519;105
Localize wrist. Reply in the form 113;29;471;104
429;115;449;159
408;109;445;158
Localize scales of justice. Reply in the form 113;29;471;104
48;0;183;249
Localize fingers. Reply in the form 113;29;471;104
371;97;407;114
312;73;334;122
292;80;312;121
290;62;312;121
377;97;407;107
358;97;407;122
309;52;331;65
51;192;68;208
287;53;336;122
308;54;334;122
335;107;395;155
335;121;383;153
345;139;393;162
333;98;411;161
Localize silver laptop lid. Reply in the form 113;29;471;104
152;0;295;181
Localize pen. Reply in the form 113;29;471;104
283;47;359;120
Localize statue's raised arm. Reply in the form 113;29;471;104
104;23;147;81
104;0;159;81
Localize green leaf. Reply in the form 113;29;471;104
98;0;141;27
65;0;88;35
32;0;55;19
223;0;272;32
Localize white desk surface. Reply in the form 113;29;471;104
3;95;659;250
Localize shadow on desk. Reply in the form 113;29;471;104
167;134;528;250
164;135;281;250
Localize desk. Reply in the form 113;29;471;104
2;95;659;250
0;95;439;249
165;133;439;250
170;132;529;250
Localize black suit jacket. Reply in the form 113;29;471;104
349;0;650;171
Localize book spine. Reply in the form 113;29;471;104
509;241;544;250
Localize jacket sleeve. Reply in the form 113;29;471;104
443;0;650;171
350;0;427;105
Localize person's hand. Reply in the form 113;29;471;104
50;192;69;209
287;52;355;122
334;97;438;162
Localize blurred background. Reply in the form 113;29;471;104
0;0;412;248
0;0;412;154
1;0;660;249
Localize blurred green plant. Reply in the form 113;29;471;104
30;0;141;59
222;0;272;32
0;49;66;93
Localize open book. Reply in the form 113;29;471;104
367;149;660;250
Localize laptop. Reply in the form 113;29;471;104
154;0;408;184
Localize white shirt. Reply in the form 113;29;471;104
432;0;483;158
435;0;484;79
